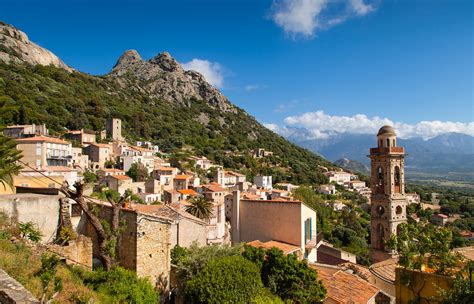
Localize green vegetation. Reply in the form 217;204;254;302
0;211;158;303
0;62;334;185
18;221;42;243
243;246;326;303
292;186;371;265
126;162;149;182
172;243;326;303
185;256;266;304
185;196;214;220
0;134;22;190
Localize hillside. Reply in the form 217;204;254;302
0;22;334;185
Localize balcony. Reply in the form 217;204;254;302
370;146;404;155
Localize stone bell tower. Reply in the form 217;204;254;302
369;126;407;262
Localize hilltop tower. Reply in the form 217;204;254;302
370;126;407;262
106;118;123;141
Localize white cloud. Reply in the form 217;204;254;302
245;84;267;91
268;110;474;140
181;59;224;88
270;0;375;38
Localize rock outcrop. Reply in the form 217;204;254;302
109;49;234;112
0;21;72;71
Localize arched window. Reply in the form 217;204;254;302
379;139;383;147
394;166;401;193
376;166;384;193
386;138;390;147
396;206;403;215
393;139;396;146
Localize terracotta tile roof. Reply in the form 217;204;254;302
369;258;398;283
338;262;372;282
101;168;124;173
241;192;261;200
247;240;301;255
16;136;70;145
155;166;176;171
133;203;206;223
109;174;132;180
174;175;191;180
178;189;198;196
203;183;227;193
312;264;380;304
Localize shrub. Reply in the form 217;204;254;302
77;266;159;303
185;256;265;303
18;221;42;243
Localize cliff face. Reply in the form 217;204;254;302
0;21;72;72
108;50;234;112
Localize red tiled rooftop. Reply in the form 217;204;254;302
16;136;70;145
312;264;380;304
247;240;300;255
109;174;132;180
178;189;198;196
174;175;191;180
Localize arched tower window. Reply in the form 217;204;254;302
386;138;390;147
379;139;383;147
393;139;396;147
376;166;384;193
394;166;401;193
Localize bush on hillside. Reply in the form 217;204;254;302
184;255;266;304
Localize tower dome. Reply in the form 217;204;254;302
377;125;396;136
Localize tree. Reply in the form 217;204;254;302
0;134;22;190
185;256;266;304
388;223;463;276
61;183;130;270
18;221;42;243
243;246;326;303
185;196;213;220
126;162;148;182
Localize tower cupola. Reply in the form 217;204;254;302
377;125;397;148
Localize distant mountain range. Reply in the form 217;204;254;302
287;130;474;183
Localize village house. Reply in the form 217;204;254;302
270;189;291;200
99;174;133;195
214;168;246;187
135;141;159;153
16;136;73;169
173;175;191;191
229;191;318;262
177;189;198;201
121;146;155;173
189;155;214;170
405;192;421;205
3;124;49;138
275;182;299;192
331;201;347;211
319;184;336;195
97;168;126;179
71;147;89;172
84;143;111;171
164;189;181;204
64;129;96;146
316;240;357;265
253;175;272;190
431;213;448;226
247;240;302;259
349;180;366;189
201;183;227;244
153;166;179;189
325;171;352;185
253;148;273;158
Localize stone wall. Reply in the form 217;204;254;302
0;193;60;243
46;235;93;270
0;269;39;303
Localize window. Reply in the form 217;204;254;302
386;138;390;147
394;166;401;193
304;218;312;243
36;159;41;167
376;166;384;193
396;206;403;215
376;205;385;215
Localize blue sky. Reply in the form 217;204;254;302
1;0;472;139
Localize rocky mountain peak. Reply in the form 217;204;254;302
0;21;72;71
149;51;183;72
108;50;234;112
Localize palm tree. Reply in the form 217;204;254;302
185;196;213;220
0;135;22;190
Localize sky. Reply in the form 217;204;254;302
1;0;472;139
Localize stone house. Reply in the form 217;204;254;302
173;175;191;191
189;155;214;170
3;124;48;138
214;168;246;187
99;174;133;194
82;202;171;285
431;213;448;226
121;146;155;173
84;143;111;171
71;147;89;172
64;129;96;146
153;166;179;189
325;171;352;185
